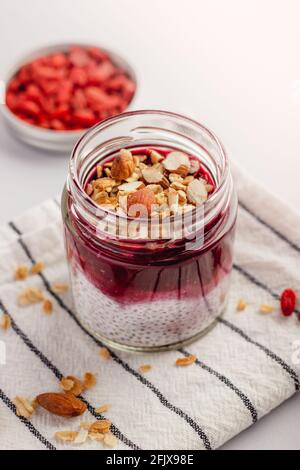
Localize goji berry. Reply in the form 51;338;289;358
280;288;297;316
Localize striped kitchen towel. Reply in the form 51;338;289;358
0;165;299;450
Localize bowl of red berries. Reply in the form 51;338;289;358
1;43;137;152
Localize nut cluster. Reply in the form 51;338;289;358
86;148;214;217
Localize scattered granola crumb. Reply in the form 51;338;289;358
0;313;11;330
31;261;45;275
83;372;97;389
95;404;111;414
60;376;83;396
14;396;35;418
42;299;53;315
259;304;274;314
138;364;152;374
15;265;29;281
99;347;111;360
51;283;69;294
104;432;118;448
236;299;247;312
74;428;89;444
18;287;44;306
55;431;78;442
89;419;111;434
175;354;197;366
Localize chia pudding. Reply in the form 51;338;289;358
62;111;237;351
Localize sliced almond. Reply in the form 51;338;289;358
18;287;44;306
14;396;35;418
55;431;78;442
83;372;97;389
146;184;163;194
150;149;164;164
162;151;190;174
61;376;83;396
169;173;183;183
89;432;104;442
30;261;45;275
99;347;111;360
95;404;111;413
236;299;247;312
118;181;144;193
177;190;187;205
111;149;135;180
170;181;186;191
175;354;197;366
96;164;103;178
259;304;274;313
42;299;53;315
104;432;118;448
186;179;208;206
51;283;69;294
138;364;152;374
142;167;163;184
15;265;29;281
167;188;179;214
189;159;200;174
74;428;89;444
89;419;111;434
0;313;11;330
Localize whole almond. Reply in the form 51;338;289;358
111;149;134;180
127;188;156;216
36;392;87;418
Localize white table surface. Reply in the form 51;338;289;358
0;0;299;450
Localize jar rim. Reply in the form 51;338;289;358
69;109;229;224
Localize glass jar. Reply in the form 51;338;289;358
61;110;238;352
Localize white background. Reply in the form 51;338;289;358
0;0;300;449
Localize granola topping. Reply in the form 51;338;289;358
85;147;215;216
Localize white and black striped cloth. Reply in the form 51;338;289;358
0;166;299;450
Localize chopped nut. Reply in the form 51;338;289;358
74;428;89;444
0;313;11;330
186;179;208;206
127;188;156;216
236;299;247;312
90;419;111;434
15;265;29;281
170;181;186;191
118;181;144;193
18;287;44;306
177;190;187;205
111;149;135;180
189;159;200;174
55;431;78;442
61;376;84;396
142;167;164;185
30;261;45;275
139;364;152;374
183;175;194;185
169;173;184;183
99;347;111;360
96;164;103;178
42;299;53;315
80;421;93;430
104;432;118;448
162;151;190;174
89;432;104;442
14;396;35;418
259;304;274;313
150;149;164;164
95;404;111;413
175;354;197;366
83;372;97;389
167;188;179;214
51;283;69;294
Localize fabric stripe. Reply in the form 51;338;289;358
8;222;212;450
0;389;56;450
179;348;258;423
0;298;140;451
239;201;300;255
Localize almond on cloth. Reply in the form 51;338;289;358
15;265;29;281
18;287;44;305
89;419;111;434
36;392;87;417
0;313;11;330
83;372;97;390
30;261;45;275
55;431;78;442
99;347;111;360
14;396;35;418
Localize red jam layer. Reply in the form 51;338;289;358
6;46;136;131
65;147;236;305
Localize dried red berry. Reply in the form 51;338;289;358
280;288;297;316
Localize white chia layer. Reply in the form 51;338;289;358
69;263;230;349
